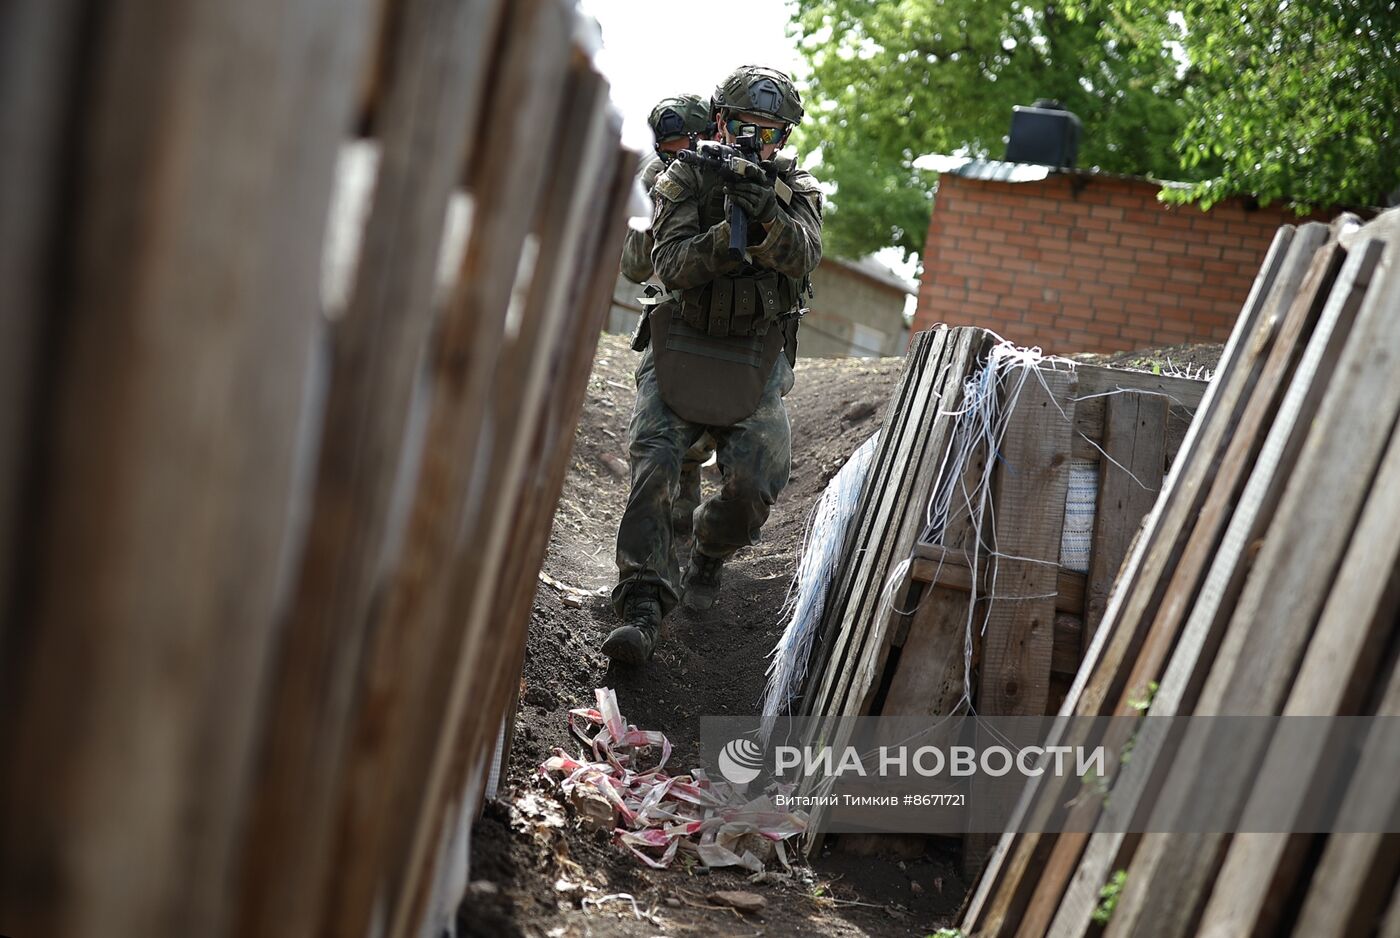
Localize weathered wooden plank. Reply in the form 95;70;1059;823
322;1;572;934
392;55;620;938
806;329;994;850
960;223;1305;937
1050;234;1375;938
1070;367;1204;467
1033;233;1353;938
1074;365;1209;409
802;328;959;846
1196;327;1400;938
805;328;949;727
1083;392;1167;640
487;145;639;803
1384;882;1400;938
0;0;375;934
880;583;978;717
805;329;947;721
848;330;982;714
966;366;1075;870
233;3;496;936
1212;673;1400;938
0;0;83;637
1107;233;1400;938
909;543;1085;615
800;330;937;713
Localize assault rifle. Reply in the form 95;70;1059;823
675;127;769;261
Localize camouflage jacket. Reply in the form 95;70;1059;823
620;153;668;284
649;155;823;292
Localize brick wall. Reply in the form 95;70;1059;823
914;172;1325;354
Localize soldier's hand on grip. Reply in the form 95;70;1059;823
726;179;778;223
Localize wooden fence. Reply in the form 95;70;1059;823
962;210;1400;937
0;2;635;937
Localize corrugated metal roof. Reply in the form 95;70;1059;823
911;153;1193;190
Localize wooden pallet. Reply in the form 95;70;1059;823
961;210;1400;938
797;329;1207;860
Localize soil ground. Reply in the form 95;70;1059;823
464;331;1219;938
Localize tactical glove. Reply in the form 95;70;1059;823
726;179;779;224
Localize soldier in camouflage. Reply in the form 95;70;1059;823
621;94;719;535
620;94;713;283
604;65;823;666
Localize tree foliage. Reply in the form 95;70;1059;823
792;0;1400;262
1127;0;1400;212
792;0;1196;261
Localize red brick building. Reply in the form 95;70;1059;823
913;158;1330;354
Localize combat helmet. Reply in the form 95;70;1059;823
647;94;713;144
712;65;804;125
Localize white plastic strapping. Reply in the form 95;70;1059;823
759;431;880;742
910;339;1078;717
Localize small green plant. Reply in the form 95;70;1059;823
1127;680;1160;713
1121;680;1160;766
928;929;965;938
1092;869;1128;925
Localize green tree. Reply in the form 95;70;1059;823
1127;0;1400;211
791;0;1197;261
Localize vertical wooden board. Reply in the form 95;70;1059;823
392;65;623;938
846;328;984;716
856;328;997;699
0;0;83;638
802;330;941;716
880;584;981;718
965;366;1075;872
803;330;946;738
1083;392;1167;641
977;366;1076;717
805;328;983;846
322;2;572;935
877;375;999;721
800;330;951;836
1052;237;1380;938
1108;236;1400;938
1196;400;1400;938
234;3;499;936
961;223;1305;937
1035;238;1355;938
1291;637;1400;938
491;145;639;795
0;0;376;936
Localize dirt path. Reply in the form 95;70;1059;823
465;333;966;938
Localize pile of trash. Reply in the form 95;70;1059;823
539;688;807;872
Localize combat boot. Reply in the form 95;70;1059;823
602;585;663;665
682;550;724;611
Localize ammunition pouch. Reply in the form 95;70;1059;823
676;271;798;338
649;303;787;425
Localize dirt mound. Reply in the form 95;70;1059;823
468;333;963;938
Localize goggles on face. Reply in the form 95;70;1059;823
726;118;788;146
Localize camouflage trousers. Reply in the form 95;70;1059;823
674;433;716;533
613;348;793;615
